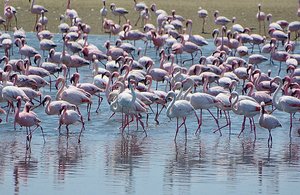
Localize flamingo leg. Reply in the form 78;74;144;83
174;117;180;140
134;15;141;26
277;62;282;76
66;125;70;140
202;18;205;33
6;101;13;123
208;109;221;136
213;111;230;134
78;124;84;143
268;129;272;148
238;116;246;137
252;117;256;140
95;95;103;113
290;113;293;137
195;109;202;135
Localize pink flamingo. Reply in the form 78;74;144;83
14;38;39;61
42;95;76;115
4;2;18;31
271;76;300;136
110;3;129;24
270;42;289;75
70;72;103;113
198;7;208;33
256;4;266;35
166;90;199;140
65;0;78;25
58;105;84;143
259;102;282;148
110;78;147;135
185;78;222;135
15;96;45;148
100;0;108;31
230;91;261;140
244;82;272;105
2;74;30;122
55;77;92;120
213;10;230;27
29;0;48;30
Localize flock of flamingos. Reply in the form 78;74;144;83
0;0;299;149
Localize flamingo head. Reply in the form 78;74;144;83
150;4;156;12
55;77;65;90
110;3;116;10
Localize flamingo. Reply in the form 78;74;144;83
65;0;78;25
29;0;48;30
15;96;45;148
110;77;147;135
38;10;48;29
2;74;30;122
259;102;282;148
165;90;199;140
55;77;92;121
133;0;147;26
185;78;222;135
244;82;272;105
198;7;208;33
14;38;39;60
271;76;300;136
230;91;261;140
70;72;103;113
4;3;18;31
256;4;266;35
100;0;108;31
58;105;85;143
110;3;129;24
42;95;76;115
213;10;231;27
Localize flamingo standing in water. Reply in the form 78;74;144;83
166;90;199;140
55;77;93;121
230;91;261;140
42;95;76;116
271;76;300;136
29;0;48;30
15;96;45;149
58;105;85;143
259;102;282;148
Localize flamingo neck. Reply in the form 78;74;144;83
166;92;176;118
272;79;282;110
147;78;153;92
231;93;239;113
31;0;35;10
182;80;193;100
56;79;66;100
105;73;113;100
248;84;254;96
45;99;51;115
254;71;261;88
128;82;136;104
203;78;209;93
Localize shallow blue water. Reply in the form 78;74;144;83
0;33;300;195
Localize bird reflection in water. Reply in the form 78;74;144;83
104;134;148;194
55;136;84;182
13;151;38;195
163;139;204;194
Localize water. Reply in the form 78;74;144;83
0;33;300;195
